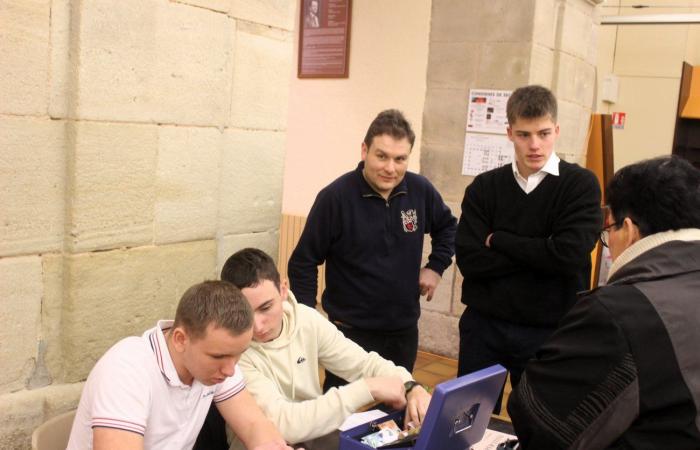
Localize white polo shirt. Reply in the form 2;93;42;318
67;320;245;450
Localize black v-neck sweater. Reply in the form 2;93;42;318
456;160;602;326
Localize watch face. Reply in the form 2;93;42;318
404;381;419;394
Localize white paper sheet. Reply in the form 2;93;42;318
338;409;389;432
462;133;513;176
466;89;511;134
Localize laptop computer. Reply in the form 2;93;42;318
339;364;507;450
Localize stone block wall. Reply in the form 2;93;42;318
418;0;603;359
0;0;294;447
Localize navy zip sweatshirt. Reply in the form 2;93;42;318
288;162;457;331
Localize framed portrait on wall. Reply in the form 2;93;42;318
298;0;352;78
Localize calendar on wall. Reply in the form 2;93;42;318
462;89;513;176
462;134;513;176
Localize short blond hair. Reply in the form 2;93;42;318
173;280;253;340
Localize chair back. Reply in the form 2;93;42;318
31;410;76;450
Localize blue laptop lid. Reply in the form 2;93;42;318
411;364;507;450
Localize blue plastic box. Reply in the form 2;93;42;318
339;365;507;450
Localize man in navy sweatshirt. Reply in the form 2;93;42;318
288;109;457;391
455;85;602;408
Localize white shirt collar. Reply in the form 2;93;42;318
146;320;187;387
512;153;560;193
541;152;560;176
512;152;560;177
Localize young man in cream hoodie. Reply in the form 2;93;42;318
224;248;432;450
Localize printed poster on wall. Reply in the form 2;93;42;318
466;89;511;134
462;88;513;176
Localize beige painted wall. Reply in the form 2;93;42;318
282;0;432;216
595;0;700;170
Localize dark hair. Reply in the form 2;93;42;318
221;248;281;291
363;109;415;149
506;85;558;124
606;156;700;237
173;280;253;340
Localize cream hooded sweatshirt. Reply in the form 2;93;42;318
237;291;413;445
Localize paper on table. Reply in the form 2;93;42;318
338;409;389;431
470;428;517;450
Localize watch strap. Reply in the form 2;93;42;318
404;380;419;396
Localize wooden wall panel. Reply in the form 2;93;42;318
585;114;614;287
278;214;325;306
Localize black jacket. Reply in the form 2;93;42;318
509;230;700;449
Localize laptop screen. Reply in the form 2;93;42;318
413;364;507;450
339;364;507;450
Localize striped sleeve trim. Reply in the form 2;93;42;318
92;417;146;435
213;378;246;403
518;352;637;448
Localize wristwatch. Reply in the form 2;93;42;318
404;380;420;396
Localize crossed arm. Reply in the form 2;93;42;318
487;174;602;274
456;172;602;279
455;177;522;279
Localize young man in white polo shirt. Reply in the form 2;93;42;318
67;280;294;450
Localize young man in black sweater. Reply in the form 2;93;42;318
455;85;601;405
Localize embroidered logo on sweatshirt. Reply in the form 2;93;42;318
297;356;306;364
401;209;418;232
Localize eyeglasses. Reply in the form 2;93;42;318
599;222;621;248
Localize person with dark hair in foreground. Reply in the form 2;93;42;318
288;109;457;391
225;248;431;450
508;156;700;449
67;281;293;450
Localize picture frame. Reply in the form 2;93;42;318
298;0;352;78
